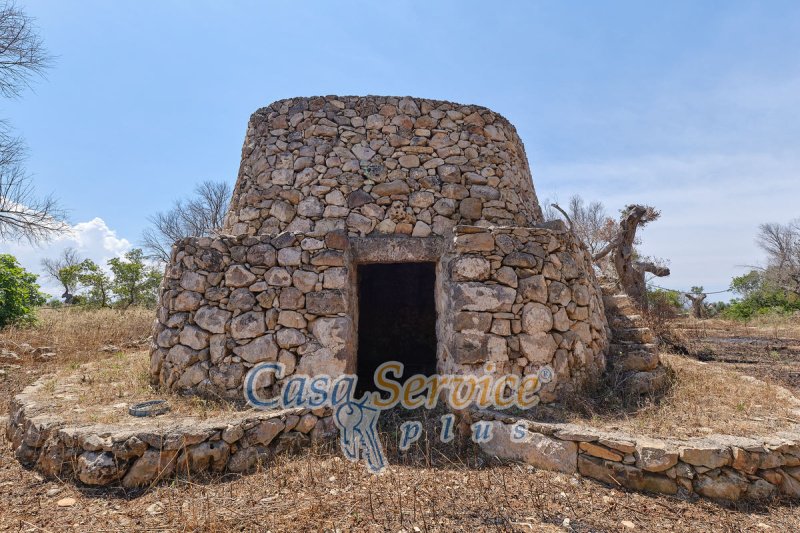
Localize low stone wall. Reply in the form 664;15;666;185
443;225;609;402
5;377;336;488
474;409;800;502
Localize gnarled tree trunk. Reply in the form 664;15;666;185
593;205;670;310
685;293;707;319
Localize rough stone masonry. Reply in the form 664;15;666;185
149;95;611;403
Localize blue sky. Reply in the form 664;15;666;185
3;0;799;299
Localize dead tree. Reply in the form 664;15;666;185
0;4;63;243
684;292;707;319
593;204;670;310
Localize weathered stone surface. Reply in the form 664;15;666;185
232;335;278;364
450;255;491;281
180;271;207;293
680;445;732;469
580;442;623;462
519;332;558;365
227;448;258;473
228;288;257;311
306;290;347;315
179;325;210;350
76;451;124;485
122;449;177;488
373;180;410;196
173;291;202;311
247;419;285;446
276;328;305;349
578;455;677;494
296;348;346;376
693;468;749;501
453;283;516;312
225;265;257;288
481;422;577;474
454;332;507;364
454;311;492;332
637;440;679;472
194;306;231;334
454;232;494;252
230;311;266;339
517;275;548;303
310;317;351;359
522;302;553;333
179;440;230;473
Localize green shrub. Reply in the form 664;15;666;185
0;254;47;327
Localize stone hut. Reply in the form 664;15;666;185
150;95;610;404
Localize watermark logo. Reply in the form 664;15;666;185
244;361;552;473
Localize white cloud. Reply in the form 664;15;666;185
2;217;132;299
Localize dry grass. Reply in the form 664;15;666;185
38;350;236;424
2;310;800;530
571;353;799;439
664;315;800;395
1;307;153;362
2;433;799;531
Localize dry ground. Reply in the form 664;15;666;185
1;309;799;532
666;316;800;394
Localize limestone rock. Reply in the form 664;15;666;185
123;449;178;488
76;451;124;486
522;302;553;333
453;283;516;312
225;265;257;288
450;255;491;281
230;311;266;339
481;422;577;474
233;335;278;364
194;306;231;334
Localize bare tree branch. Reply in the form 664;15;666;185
0;155;68;242
0;3;62;243
550;203;573;230
141;180;231;263
0;2;52;98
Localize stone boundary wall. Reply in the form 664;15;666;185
150;223;610;404
9;372;800;501
5;377;336;488
224;95;543;239
474;409;800;502
444;225;609;402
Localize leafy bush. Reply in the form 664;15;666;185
0;254;47;327
723;270;800;320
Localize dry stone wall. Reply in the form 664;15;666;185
150;222;609;403
148;95;610;404
442;225;609;402
475;409;800;502
151;231;354;401
6;376;337;488
224;96;543;239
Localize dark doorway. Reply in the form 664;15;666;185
357;262;437;392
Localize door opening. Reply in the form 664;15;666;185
356;262;437;392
